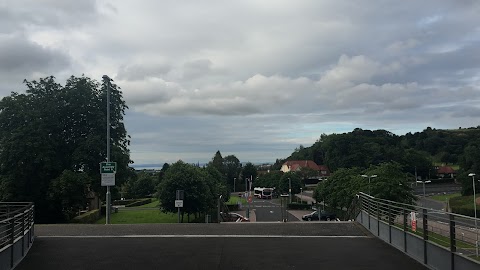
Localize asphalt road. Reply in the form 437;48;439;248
250;198;299;222
17;223;427;270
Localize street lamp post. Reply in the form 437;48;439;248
233;177;236;193
361;175;377;195
416;179;432;198
288;178;292;203
300;188;303;204
468;173;478;257
103;75;112;225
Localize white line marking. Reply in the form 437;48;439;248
37;235;370;239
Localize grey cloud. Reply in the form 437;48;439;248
0;35;69;73
116;64;171;81
1;0;99;30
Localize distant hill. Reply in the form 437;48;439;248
273;126;480;176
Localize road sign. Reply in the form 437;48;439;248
100;162;117;174
101;173;115;186
175;200;184;208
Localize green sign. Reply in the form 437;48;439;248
100;162;117;174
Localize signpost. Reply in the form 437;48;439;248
100;162;117;186
176;190;184;223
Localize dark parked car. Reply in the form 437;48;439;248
302;210;336;221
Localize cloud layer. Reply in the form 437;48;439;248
1;0;479;165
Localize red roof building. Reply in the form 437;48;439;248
436;166;456;178
280;160;330;176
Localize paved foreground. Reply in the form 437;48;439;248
17;223;427;270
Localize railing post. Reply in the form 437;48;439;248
422;209;428;265
403;208;407;253
377;201;380;236
388;205;392;243
10;217;15;268
449;214;456;270
21;210;25;256
368;197;371;229
359;196;363;224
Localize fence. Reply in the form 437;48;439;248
0;202;35;270
356;192;479;270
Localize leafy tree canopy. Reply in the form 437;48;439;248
0;75;131;223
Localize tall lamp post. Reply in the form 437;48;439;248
416;179;432;198
103;75;112;225
233;177;236;193
361;175;377;195
288;178;292;203
468;173;478;256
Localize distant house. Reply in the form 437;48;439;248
280;160;330;176
436;166;456;178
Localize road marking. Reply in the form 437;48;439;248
37;235;370;239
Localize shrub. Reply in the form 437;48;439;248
449;195;480;218
72;209;100;223
125;198;152;207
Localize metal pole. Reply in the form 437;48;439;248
217;195;222;223
368;176;371;195
103;75;111;225
178;207;180;223
300;188;303;204
234;178;236;193
473;175;478;257
423;181;426;198
289;178;292;203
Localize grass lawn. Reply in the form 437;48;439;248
135;198;160;208
429;193;461;202
96;209;177;224
228;196;247;204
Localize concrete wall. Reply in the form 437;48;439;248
357;210;479;270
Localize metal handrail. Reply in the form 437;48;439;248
357;192;480;263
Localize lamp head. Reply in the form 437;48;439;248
468;173;476;177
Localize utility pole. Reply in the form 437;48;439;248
103;75;111;225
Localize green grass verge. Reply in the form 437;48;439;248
228;196;247;204
96;209;177;224
134;198;160;208
429;193;461;202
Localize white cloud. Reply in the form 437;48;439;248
1;0;480;164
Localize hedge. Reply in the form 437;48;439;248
449;195;480;218
125;198;152;207
72;209;100;223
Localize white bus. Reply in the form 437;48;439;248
254;187;274;199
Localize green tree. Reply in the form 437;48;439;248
0;76;131;223
48;170;90;222
209;151;225;174
204;164;229;206
129;172;156;198
223;155;241;191
158;161;210;221
255;171;283;189
314;163;415;210
242;162;257;181
278;172;302;195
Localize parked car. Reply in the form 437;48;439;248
302;210;336;221
220;212;250;222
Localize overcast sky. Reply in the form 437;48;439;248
1;0;479;166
